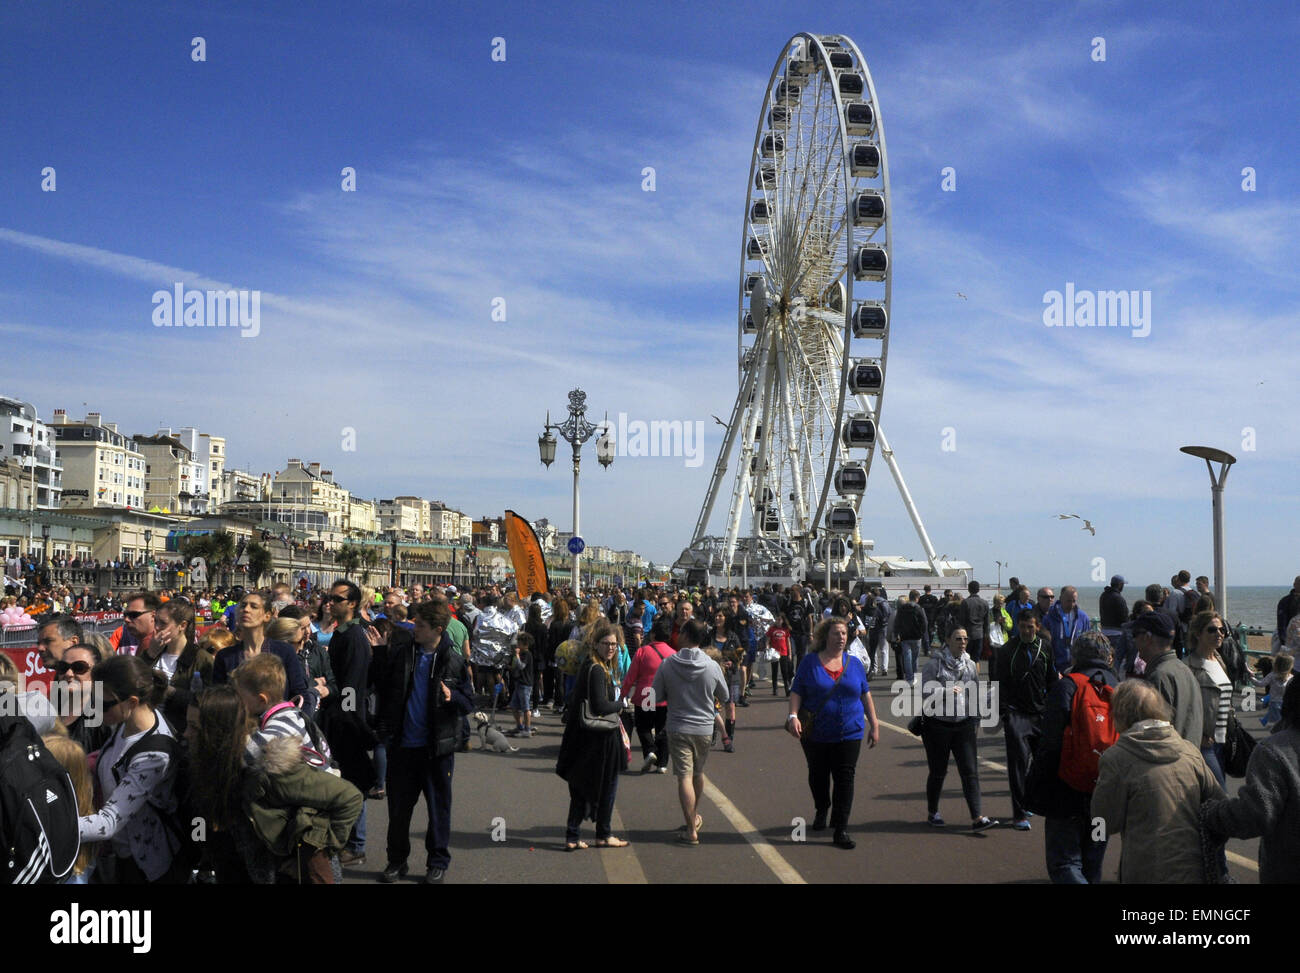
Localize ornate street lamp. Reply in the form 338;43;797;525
539;389;612;598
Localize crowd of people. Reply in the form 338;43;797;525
3;568;1297;886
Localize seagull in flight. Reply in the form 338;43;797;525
956;292;968;300
1081;519;1096;536
1055;513;1080;521
712;415;727;428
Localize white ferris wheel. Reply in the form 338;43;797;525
676;32;947;585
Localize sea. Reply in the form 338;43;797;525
1064;587;1285;633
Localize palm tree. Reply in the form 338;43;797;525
361;547;381;585
334;545;363;579
246;541;272;587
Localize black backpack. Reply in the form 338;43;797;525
0;714;80;884
111;722;202;873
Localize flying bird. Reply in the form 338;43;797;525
1055;513;1080;521
712;415;727;428
1081;520;1096;536
956;292;967;300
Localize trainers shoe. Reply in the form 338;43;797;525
927;813;945;828
339;849;366;866
641;753;658;774
379;862;409;883
723;738;735;753
971;817;998;832
832;830;856;850
532;709;541;718
657;765;669;774
1012;818;1032;832
424;866;446;884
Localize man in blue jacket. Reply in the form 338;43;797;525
1042;586;1090;675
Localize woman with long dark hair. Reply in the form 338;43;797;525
79;655;186;884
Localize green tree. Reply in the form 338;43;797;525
246;541;272;587
334;544;363;578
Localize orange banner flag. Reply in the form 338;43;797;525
504;510;550;599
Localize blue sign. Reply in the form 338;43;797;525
613;575;624;588
567;536;585;555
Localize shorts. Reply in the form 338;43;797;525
728;674;743;700
510;685;533;711
744;647;758;666
668;732;712;778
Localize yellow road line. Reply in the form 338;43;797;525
702;775;807;885
598;807;648;884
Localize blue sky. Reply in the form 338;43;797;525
3;0;1298;586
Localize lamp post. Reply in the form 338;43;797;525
1180;445;1236;621
539;389;613;599
41;523;51;567
995;560;1005;595
143;527;153;591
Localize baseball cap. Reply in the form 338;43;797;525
1111;575;1125;585
1132;612;1174;640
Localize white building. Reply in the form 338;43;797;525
0;396;63;509
221;468;265;504
50;410;145;509
157;427;227;513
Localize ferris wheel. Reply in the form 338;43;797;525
677;32;943;584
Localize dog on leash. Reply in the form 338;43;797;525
472;711;518;753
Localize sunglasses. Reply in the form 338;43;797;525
52;660;93;676
125;610;153;620
1206;626;1225;635
328;595;351;603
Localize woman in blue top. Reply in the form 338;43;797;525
786;615;879;849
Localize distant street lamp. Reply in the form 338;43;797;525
41;523;51;566
539;389;613;598
995;560;1006;594
1180;445;1236;621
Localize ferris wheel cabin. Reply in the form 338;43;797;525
844;102;875;135
852;301;887;337
852;191;885;228
834;462;868;495
853;244;888;281
826;502;858;532
841;413;876;448
749;200;770;224
851;143;881;178
848;359;884;394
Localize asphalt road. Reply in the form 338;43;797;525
342;674;1266;885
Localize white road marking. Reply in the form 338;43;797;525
702;775;807;885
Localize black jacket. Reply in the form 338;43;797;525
1098;586;1128;628
376;629;473;758
994;635;1057;717
1024;660;1118;818
895;602;927;641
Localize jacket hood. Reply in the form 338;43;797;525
1113;720;1185;764
250;734;307;776
672;646;711;669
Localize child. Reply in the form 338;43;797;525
42;734;95;884
768;613;793;696
231;653;334;771
1255;652;1293;730
508;632;534;737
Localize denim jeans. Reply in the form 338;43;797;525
1202;743;1226;790
347;803;367;854
1044;814;1107;884
899;640;921;683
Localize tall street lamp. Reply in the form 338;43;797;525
41;523;51;567
1179;445;1236;621
539;388;613;599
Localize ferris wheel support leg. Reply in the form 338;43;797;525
723;339;774;571
875;426;942;575
691;342;766;546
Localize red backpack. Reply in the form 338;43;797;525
1058;672;1117;792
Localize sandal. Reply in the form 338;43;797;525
594;837;629;848
564;840;589;852
675;815;703;835
676;832;700;846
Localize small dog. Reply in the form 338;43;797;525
472;711;518;753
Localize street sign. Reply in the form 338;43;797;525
567;536;585;555
613;574;623;587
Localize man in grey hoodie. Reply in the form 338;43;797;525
651;618;729;845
